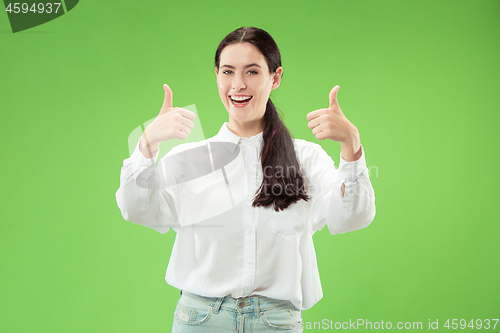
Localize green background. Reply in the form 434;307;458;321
1;0;499;331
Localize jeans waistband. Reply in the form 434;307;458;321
179;290;298;315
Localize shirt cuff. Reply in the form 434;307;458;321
129;136;160;168
338;144;367;183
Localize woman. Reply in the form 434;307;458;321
116;26;375;332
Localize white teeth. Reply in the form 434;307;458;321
231;96;252;101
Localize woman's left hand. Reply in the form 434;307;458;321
306;85;362;162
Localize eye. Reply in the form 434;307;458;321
222;70;233;75
248;70;258;75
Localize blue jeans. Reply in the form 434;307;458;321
172;290;303;332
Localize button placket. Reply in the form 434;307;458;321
240;139;257;296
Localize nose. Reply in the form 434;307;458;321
231;73;246;91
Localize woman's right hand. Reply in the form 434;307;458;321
140;84;196;157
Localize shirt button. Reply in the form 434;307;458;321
238;302;245;308
247;229;252;234
248;260;253;265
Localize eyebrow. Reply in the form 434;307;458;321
220;63;262;69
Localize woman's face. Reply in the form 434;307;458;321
216;42;282;129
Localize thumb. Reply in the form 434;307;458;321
329;85;340;109
162;84;173;109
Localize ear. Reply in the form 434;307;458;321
215;66;218;75
271;67;283;90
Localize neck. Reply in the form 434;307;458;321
227;118;264;138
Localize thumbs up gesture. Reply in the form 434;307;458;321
140;84;196;158
306;86;361;161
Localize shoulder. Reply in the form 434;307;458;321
292;138;326;157
291;138;336;169
169;129;224;153
292;138;322;149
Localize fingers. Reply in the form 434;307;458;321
162;84;173;109
309;116;327;140
312;126;327;140
176;123;193;140
306;86;341;141
176;108;196;121
174;110;196;140
329;85;340;109
306;109;323;121
307;115;322;129
178;114;194;130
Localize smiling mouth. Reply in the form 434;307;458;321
230;96;253;105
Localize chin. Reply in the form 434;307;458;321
230;115;252;123
229;109;252;119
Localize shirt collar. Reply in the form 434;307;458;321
213;122;263;153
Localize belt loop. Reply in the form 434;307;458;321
212;297;224;314
254;296;260;317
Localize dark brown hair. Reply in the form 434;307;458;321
215;27;310;211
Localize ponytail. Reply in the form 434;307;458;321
252;99;310;211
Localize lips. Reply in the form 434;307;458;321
230;95;253;107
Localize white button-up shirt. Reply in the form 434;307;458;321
115;122;375;310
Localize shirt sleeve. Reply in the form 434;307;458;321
115;137;180;234
307;143;375;235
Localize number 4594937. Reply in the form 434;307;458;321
444;319;498;329
5;3;62;14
